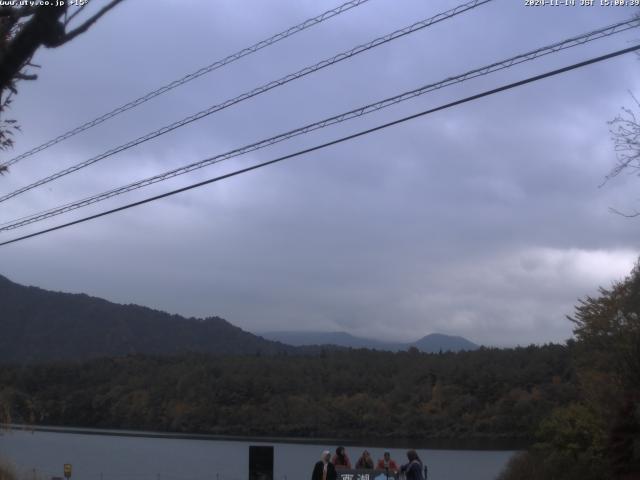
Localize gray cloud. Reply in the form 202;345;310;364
1;0;639;346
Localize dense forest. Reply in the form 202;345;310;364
0;344;574;441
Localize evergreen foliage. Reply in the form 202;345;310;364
0;345;574;441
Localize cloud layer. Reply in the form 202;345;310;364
1;0;639;345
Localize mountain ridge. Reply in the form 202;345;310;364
0;274;478;364
0;274;293;363
258;330;479;353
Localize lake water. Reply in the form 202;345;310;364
0;428;515;480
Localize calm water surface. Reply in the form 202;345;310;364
0;429;515;480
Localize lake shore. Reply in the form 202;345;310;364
3;423;528;451
1;427;517;480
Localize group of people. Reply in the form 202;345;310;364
312;446;426;480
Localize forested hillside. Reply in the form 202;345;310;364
0;345;575;441
0;275;291;362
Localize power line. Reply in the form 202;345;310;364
2;17;635;229
0;0;493;204
1;17;637;232
1;43;637;248
0;0;374;169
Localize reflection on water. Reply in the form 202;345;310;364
0;428;515;480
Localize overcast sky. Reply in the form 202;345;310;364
1;0;639;346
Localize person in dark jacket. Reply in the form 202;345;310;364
332;446;352;469
355;450;374;469
312;450;337;480
400;450;425;480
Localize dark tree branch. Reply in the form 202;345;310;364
606;92;640;183
14;72;36;81
609;207;640;218
0;6;37;19
64;4;88;27
0;1;126;92
605;92;640;216
0;5;66;92
58;0;125;45
0;1;126;157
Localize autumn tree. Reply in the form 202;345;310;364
500;261;640;480
569;261;640;479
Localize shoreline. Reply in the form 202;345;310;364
3;424;528;451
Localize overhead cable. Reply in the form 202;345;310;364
0;0;374;169
1;43;638;247
0;0;493;203
1;17;637;232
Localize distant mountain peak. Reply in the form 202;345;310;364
259;330;479;353
412;333;478;352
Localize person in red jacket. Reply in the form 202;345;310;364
376;451;399;472
332;446;352;469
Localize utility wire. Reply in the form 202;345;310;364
0;0;374;169
0;0;493;203
1;17;637;232
1;43;638;248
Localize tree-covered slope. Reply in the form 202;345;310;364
0;275;291;363
0;345;575;441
